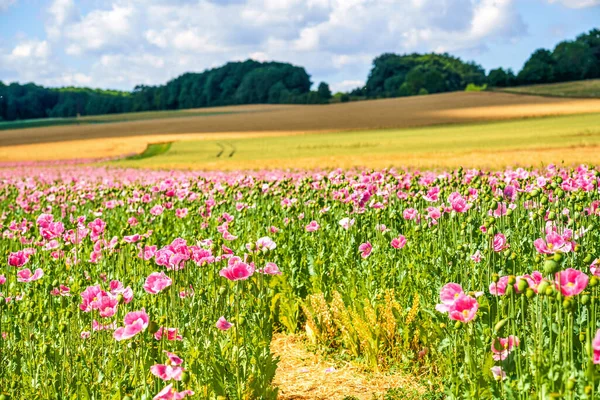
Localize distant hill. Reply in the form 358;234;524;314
496;79;600;98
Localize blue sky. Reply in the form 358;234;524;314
0;0;598;92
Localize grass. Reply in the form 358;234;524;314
3;91;600;147
109;112;600;170
497;79;600;98
124;142;172;160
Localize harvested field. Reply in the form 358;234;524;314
2;91;600;148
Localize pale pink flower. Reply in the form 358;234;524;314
590;259;600;277
489;276;509;296
153;383;194;400
491;366;507;381
448;192;469;213
534;231;575;255
470;250;482;263
222;231;238;241
358;242;372;259
114;309;149;341
521;271;544;293
557;268;588;297
17;268;44;283
0;275;5;285
81;331;91;339
491;336;520;361
124;234;140;243
256;236;276;252
403;208;418;220
175;208;188;218
144;272;173;294
216;316;233;331
390;235;406;249
261;262;282;275
151;351;184;381
339;217;355;230
305;220;320;232
492;233;508;252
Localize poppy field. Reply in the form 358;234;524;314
1;164;600;399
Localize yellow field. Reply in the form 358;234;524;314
2;91;600;169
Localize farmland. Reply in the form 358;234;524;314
498;80;600;99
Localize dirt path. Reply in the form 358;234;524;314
271;334;425;400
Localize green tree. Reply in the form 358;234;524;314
317;82;332;102
517;49;556;84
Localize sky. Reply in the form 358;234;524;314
0;0;598;93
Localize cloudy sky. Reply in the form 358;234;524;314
0;0;598;92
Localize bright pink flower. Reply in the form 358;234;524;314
593;329;600;364
492;233;508;252
448;192;469;213
489;276;509;296
0;275;5;285
305;220;320;232
8;251;29;267
140;245;157;260
96;292;118;317
124;234;140;243
153;383;194;400
534;231;575;255
144;272;172;294
114;309;149;341
80;285;103;312
358;242;372;259
175;208;188;218
491;336;520;361
150;205;164;216
521;271;544;293
154;327;183;341
435;283;464;313
557;268;588;297
448;294;479;323
423;186;440;202
390;235;406;249
216;316;233;331
222;231;238;241
219;257;253;281
151;352;184;381
17;268;44;283
261;262;282;275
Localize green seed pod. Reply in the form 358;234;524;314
541;196;548;205
582;294;590;305
454;321;462;329
566;380;575;391
148;320;159;335
492;273;499;283
545;285;555;297
579;332;586;342
525;288;535;299
562;298;571;309
505;285;514;296
494;318;508;333
517;279;528;293
534;255;542;263
583;254;593;264
590;276;599;287
553;252;564;263
58;323;67;333
547;211;556;221
544;259;560;274
181;371;190;384
0;394;9;400
508;275;516;285
26;312;34;323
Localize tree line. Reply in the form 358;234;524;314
0;29;598;122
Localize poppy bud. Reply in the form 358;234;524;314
181;371;190;384
566;380;575;391
579;332;586;342
494;318;508;333
553;252;564;263
582;294;590;305
492;273;499;283
545;285;554;297
508;276;516;285
562;298;572;309
534;255;541;263
148;321;159;335
26;312;34;323
544;260;560;274
517;279;528;293
590;276;599;287
525;288;535;299
454;321;462;329
584;254;593;264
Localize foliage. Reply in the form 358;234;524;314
465;84;488;92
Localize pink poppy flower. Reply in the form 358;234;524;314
534;231;575;255
175;208;188;218
150;205;164;216
448;294;479;323
491;366;507;381
17;268;44;283
489;276;509;296
8;251;29;267
390;235;406;249
470;250;482;263
153;383;194;400
144;272;173;294
256;236;276;252
222;231;238;241
81;331;91;339
339;217;355;230
216;316;233;331
491;336;520;361
593;329;600;364
128;217;138;226
151;352;184;381
140;245;157;260
261;262;282;275
96;292;119;317
219;257;253;281
557;268;588;297
403;208;418;220
492;233;508;252
435;283;464;313
358;242;372;259
123;234;140;243
80;285;103;312
590;259;600;277
521;271;544;293
114;309;149;341
448;192;469;213
0;275;5;285
305;220;320;232
154;327;183;341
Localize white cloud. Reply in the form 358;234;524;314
9;40;50;59
64;4;135;54
548;0;600;8
1;40;54;82
3;0;529;89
